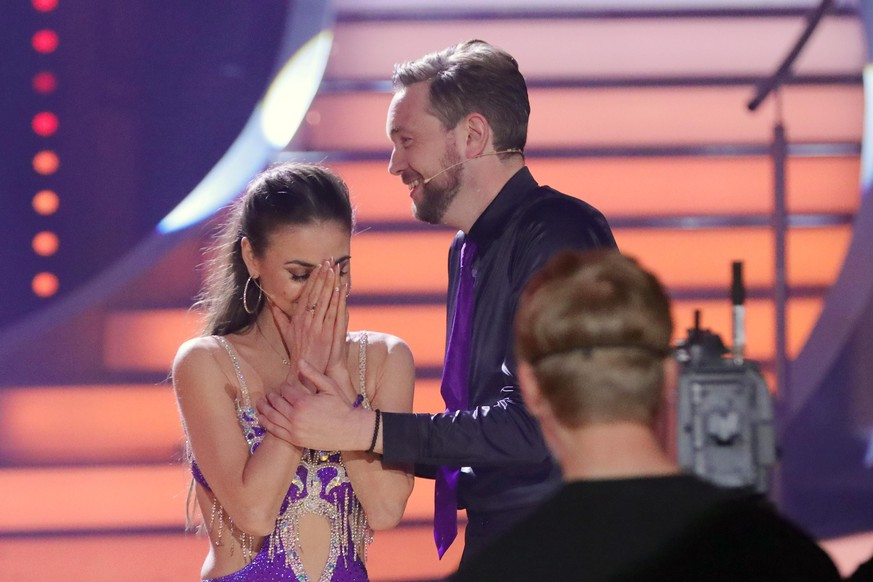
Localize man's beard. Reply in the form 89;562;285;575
413;146;463;225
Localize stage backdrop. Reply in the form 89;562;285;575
0;1;289;332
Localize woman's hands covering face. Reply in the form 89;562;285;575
271;260;354;403
258;260;358;448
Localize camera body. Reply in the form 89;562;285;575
674;326;776;494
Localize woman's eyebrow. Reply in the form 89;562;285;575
284;255;351;268
284;259;316;268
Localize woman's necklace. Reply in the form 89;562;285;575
256;322;290;366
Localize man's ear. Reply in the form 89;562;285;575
240;237;258;279
462;112;489;158
518;361;547;418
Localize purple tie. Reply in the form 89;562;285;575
434;238;477;558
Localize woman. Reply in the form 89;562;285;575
173;163;415;581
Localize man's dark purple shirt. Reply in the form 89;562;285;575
382;167;617;514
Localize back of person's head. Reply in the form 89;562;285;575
392;39;529;155
199;162;354;336
515;250;673;427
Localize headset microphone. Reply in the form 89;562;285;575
421;149;523;185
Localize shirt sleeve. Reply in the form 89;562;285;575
382;194;616;467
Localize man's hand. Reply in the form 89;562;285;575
257;359;374;452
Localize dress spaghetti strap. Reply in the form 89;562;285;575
212;335;263;454
214;335;253;409
357;331;371;409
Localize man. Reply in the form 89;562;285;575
451;250;842;581
257;39;616;562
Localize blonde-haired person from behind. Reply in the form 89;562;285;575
173;162;414;581
452;250;841;582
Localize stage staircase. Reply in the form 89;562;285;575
0;4;864;580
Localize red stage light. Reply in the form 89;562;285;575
32;272;59;298
33;190;60;215
33;150;60;175
32;30;58;54
32;0;59;12
33;71;57;94
32;112;59;137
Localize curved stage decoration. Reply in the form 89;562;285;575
158;26;333;234
0;0;333;355
779;0;873;538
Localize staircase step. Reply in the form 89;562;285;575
348;231;452;293
326;16;862;81
0;524;465;581
0;465;188;533
0;384;182;465
0;455;448;533
618;225;852;290
103;309;204;375
671;296;824;363
336;156;861;224
306;84;861;152
100;294;826;373
101;306;448;373
0;380;444;466
102;212;846;373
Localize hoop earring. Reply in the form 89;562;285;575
243;276;263;315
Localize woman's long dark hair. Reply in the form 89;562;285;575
197;163;354;336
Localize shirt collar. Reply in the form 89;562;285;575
467;167;536;248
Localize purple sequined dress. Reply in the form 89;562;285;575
190;335;372;582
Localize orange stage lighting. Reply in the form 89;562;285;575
32;231;59;257
33;150;59;175
32;272;59;298
32;190;59;215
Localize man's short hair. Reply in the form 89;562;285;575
515;250;673;427
392;39;529;155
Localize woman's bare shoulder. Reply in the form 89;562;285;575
351;330;413;364
174;335;221;367
350;331;413;409
172;335;235;393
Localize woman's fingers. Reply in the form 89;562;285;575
276;260;342;375
256;395;296;442
259;414;295;443
281;374;313;403
311;261;335;326
322;278;340;341
305;261;330;322
298;358;354;407
337;282;349;338
299;359;343;398
294;263;324;319
327;282;349;370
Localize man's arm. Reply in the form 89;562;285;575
383;194;617;467
381;393;548;465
